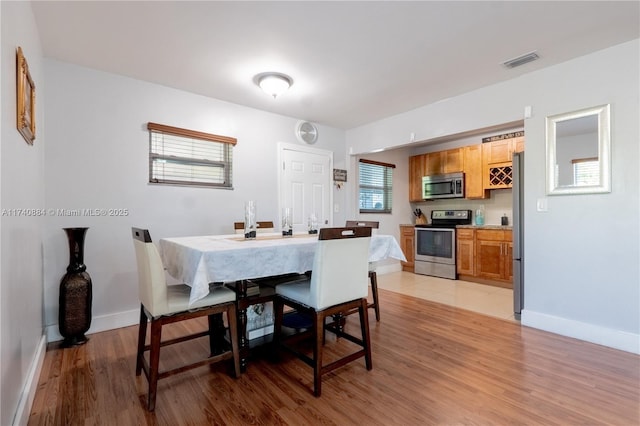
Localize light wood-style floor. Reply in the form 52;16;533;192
29;276;639;425
378;271;516;320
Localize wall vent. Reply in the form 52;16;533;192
502;51;539;69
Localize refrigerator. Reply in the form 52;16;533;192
512;151;524;319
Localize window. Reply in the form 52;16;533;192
359;159;395;213
572;157;599;186
147;122;236;188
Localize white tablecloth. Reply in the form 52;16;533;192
159;233;406;306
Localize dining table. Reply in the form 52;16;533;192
159;231;406;369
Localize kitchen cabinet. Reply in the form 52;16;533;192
456;227;512;288
475;229;512;285
409;154;427;202
482;137;525;190
408;136;523;201
399;225;415;272
463;144;488;199
408;149;463;202
425;148;463;175
456;228;475;276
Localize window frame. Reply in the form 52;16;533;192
572;157;599;186
358;159;395;214
147;122;236;189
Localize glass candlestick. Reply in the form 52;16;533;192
282;207;293;237
308;213;318;234
244;201;256;239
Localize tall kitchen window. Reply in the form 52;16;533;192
358;159;395;213
147;122;236;188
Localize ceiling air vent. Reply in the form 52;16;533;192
502;51;539;69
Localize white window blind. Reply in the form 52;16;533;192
572;157;599;186
359;159;395;213
147;122;236;188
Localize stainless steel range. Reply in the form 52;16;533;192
414;209;472;279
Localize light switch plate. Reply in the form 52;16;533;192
536;197;548;212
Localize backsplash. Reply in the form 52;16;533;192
411;189;512;226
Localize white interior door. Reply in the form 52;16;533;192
279;144;333;233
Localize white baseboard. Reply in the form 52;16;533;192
13;334;46;426
46;308;140;342
521;309;640;354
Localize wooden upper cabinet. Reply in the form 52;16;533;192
482;138;525;190
424;151;444;175
463;144;487;199
425;148;463;175
408;149;462;202
513;136;525;153
443;148;463;173
484;139;513;164
409;154;427;202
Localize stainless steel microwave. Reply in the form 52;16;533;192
422;172;465;200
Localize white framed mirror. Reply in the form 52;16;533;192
546;104;611;195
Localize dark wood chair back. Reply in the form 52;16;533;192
345;220;380;229
233;221;275;232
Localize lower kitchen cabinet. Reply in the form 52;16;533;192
456;228;475;276
399;225;415;272
475;229;512;286
457;227;512;288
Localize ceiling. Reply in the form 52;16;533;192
31;1;639;130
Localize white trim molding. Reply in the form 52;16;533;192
522;309;640;355
13;335;46;426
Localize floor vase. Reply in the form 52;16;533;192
59;227;93;346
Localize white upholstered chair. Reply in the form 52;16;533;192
345;220;381;320
132;228;240;411
273;226;373;396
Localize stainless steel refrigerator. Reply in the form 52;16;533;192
512;151;524;319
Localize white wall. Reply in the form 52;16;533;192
346;40;640;353
42;60;347;340
1;2;46;425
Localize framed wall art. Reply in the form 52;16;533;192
16;47;36;145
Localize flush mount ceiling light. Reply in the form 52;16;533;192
255;72;293;98
502;51;540;69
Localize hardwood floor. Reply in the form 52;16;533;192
29;289;639;425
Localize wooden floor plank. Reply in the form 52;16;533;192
29;289;639;425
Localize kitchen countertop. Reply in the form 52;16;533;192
456;225;512;230
401;223;512;230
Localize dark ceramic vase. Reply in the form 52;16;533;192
59;227;92;346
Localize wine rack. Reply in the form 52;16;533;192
488;165;513;188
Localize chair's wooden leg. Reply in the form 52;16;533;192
369;271;380;321
226;305;241;378
147;319;162;411
359;299;373;371
272;297;284;362
136;305;147;376
313;311;324;397
208;313;225;356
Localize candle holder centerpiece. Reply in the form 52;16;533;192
244;201;257;239
282;207;293;237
